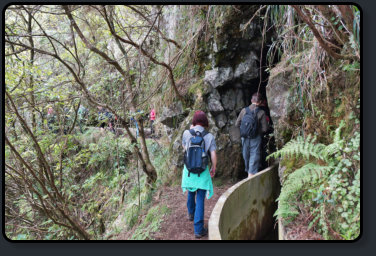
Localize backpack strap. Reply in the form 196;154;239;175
253;107;260;133
201;130;209;138
253;107;260;119
190;127;210;154
200;130;212;164
245;106;251;115
189;129;209;138
188;128;209;155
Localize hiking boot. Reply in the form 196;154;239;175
195;228;208;238
188;214;194;221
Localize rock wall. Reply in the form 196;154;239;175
161;6;275;179
265;58;296;149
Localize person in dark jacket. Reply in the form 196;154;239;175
47;107;57;133
149;108;156;135
97;106;115;133
235;93;269;178
97;106;107;131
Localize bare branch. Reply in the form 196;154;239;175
126;5;182;49
291;5;354;60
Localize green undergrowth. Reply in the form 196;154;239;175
269;113;360;240
264;5;360;240
130;205;171;240
267;64;360;240
103;135;174;239
33;127;176;240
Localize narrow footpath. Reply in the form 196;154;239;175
116;181;235;240
151;182;234;240
113;132;236;240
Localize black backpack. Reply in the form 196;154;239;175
184;129;209;177
240;107;260;139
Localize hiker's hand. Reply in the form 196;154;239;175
210;168;215;178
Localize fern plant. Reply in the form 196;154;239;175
267;120;360;240
267;134;335;220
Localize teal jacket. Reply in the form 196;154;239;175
181;165;214;199
181;125;216;199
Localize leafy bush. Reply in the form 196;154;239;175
268;120;360;240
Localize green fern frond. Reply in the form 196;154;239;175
267;135;325;161
334;120;345;142
274;204;299;218
321;122;345;161
270;120;353;228
276;163;333;219
282;163;331;190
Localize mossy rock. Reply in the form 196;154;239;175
266;57;299;148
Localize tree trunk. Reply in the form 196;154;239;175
63;5;158;183
138;119;157;184
27;11;37;131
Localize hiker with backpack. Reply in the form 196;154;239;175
149;108;156;136
97;106;107;131
181;110;217;238
97;106;115;133
47;106;57;133
235;92;269;178
106;110;115;133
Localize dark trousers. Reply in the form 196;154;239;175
241;135;262;174
150;120;154;134
187;189;206;235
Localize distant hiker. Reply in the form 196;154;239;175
130;116;139;138
235;92;269;178
131;117;138;137
181;110;217;238
97;106;115;133
106;111;115;133
47;107;57;133
97;106;107;131
149;108;156;135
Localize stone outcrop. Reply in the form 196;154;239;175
163;6;275;180
234;52;259;83
265;59;295;148
159;101;188;128
207;89;224;114
204;67;234;89
266;59;302;183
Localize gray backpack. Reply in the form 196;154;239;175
240;107;260;138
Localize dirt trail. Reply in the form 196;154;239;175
115;180;235;240
114;135;236;240
151;181;235;240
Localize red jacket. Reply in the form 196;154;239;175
150;109;156;121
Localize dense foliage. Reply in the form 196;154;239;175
268;119;360;239
265;5;360;240
4;5;360;240
5;5;184;240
